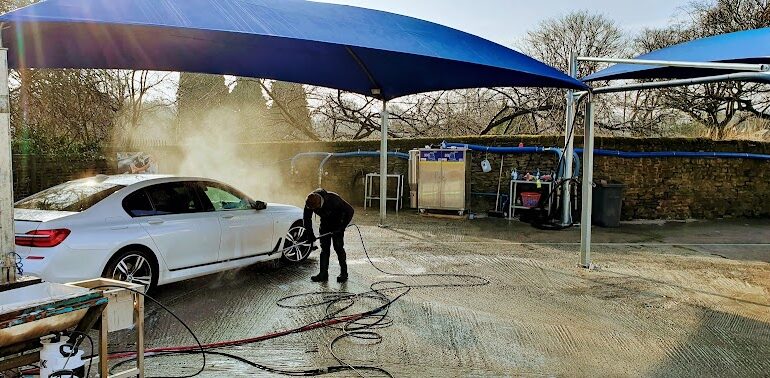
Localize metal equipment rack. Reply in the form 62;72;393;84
508;179;555;219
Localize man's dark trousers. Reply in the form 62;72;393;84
318;226;346;277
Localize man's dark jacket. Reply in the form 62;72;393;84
303;189;354;239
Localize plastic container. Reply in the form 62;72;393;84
520;192;541;208
40;335;85;378
592;182;625;227
481;159;492;173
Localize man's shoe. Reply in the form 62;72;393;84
311;273;328;282
336;274;348;283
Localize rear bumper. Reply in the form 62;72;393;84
18;245;107;284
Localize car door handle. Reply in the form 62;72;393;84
221;215;235;219
148;220;165;225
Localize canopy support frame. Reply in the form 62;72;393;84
570;55;770;270
579;92;594;268
578;57;770;72
379;101;389;227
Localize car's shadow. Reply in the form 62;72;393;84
152;258;317;305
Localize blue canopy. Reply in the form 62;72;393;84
0;0;586;99
584;28;770;82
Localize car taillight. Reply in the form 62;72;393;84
15;229;71;248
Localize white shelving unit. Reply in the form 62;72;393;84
365;173;404;212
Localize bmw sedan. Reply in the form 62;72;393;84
13;175;313;290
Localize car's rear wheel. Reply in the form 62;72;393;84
103;249;158;291
281;222;313;263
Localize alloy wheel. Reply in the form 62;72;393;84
111;253;154;288
282;225;312;262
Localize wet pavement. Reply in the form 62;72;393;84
110;211;770;377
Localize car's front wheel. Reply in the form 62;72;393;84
103;249;158;291
281;222;313;263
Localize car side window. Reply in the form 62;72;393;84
122;190;155;217
200;183;251;211
145;182;204;215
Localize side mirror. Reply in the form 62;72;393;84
251;200;267;211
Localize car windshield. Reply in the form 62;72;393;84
15;178;125;212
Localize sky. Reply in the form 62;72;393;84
314;0;691;47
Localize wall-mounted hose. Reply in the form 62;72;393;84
441;141;581;179
291;151;410;186
576;148;770;160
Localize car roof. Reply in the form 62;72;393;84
94;174;215;187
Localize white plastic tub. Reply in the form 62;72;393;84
0;282;90;315
0;283;97;347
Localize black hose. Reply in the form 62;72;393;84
89;285;206;378
65;330;93;378
106;224;489;377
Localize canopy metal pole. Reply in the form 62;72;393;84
561;52;577;225
0;31;16;284
579;93;595;268
592;71;770;94
577;57;770;72
379;101;389;227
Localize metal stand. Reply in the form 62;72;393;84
365;173;403;212
97;291;145;378
508;180;554;219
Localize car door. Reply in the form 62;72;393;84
197;181;274;262
133;182;221;271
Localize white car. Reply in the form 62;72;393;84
13;175;312;290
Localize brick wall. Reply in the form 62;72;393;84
13;136;770;220
216;136;769;220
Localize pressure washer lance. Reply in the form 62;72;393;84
289;230;339;249
270;228;342;257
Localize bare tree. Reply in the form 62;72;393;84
0;0;35;13
304;14;628;142
108;70;175;146
484;11;627;135
636;0;770;139
691;0;770;33
262;80;320;141
308;88;508;140
120;71;174;130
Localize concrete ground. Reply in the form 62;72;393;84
112;210;770;377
